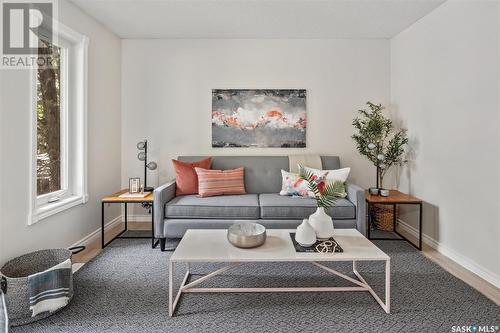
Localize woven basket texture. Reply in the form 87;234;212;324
0;249;73;327
371;204;400;231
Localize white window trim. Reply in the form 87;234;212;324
28;22;89;225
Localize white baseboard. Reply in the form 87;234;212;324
69;215;122;249
69;214;151;249
396;219;438;248
397;219;500;289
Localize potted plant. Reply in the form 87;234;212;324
352;102;408;195
299;168;344;239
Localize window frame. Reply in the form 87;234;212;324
28;22;88;225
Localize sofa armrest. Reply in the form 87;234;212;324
153;180;176;238
346;183;366;236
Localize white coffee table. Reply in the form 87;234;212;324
169;228;390;316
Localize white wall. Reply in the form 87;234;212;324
391;1;500;287
121;39;390;193
0;70;5;264
0;0;121;265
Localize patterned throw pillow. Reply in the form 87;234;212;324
300;165;350;198
194;167;246;197
279;170;311;198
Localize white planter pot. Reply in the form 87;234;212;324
309;207;334;240
295;219;316;247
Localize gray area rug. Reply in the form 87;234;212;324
12;239;499;333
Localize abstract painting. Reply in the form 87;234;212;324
212;89;307;148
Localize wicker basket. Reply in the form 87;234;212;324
371;204;399;232
0;246;83;327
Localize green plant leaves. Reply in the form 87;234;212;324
351;101;409;176
298;166;343;208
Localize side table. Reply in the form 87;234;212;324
365;190;422;250
101;189;159;249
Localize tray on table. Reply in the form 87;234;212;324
289;233;343;253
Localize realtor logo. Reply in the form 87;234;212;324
2;1;53;54
1;0;57;68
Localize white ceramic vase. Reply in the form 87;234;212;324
309;207;334;240
295;219;316;247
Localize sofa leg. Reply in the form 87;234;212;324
160;238;167;252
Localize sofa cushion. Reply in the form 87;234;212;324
300;166;350;198
195;167;246;197
259;193;356;219
165;194;259;219
172;157;212;196
279;170;310;197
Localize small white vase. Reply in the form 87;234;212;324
309;207;334;240
295;219;316;247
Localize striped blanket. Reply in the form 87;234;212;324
28;259;72;317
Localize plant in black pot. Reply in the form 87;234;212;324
352;102;408;196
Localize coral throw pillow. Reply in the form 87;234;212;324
172;158;212;196
194;167;246;197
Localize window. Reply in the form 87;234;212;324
36;39;65;199
29;22;88;224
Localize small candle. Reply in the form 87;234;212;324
379;189;390;197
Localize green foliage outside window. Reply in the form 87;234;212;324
37;40;62;195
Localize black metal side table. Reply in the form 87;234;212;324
101;189;159;249
365;190;423;250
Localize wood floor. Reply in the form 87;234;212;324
72;222;149;264
72;222;500;306
398;229;500;305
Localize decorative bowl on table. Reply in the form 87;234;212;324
227;223;266;248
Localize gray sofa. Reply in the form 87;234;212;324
153;156;366;251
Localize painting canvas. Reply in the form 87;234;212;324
212;89;307;148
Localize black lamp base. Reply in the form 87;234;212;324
144;186;154;192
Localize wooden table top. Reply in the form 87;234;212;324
365;190;421;204
102;189;154;203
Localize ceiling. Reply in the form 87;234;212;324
70;0;446;39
